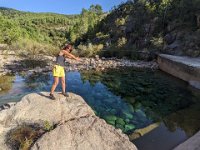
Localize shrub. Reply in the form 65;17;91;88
43;120;54;132
117;37;127;48
77;43;104;57
10;39;59;57
115;18;126;26
6;125;44;150
150;37;163;49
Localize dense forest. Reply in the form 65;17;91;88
0;0;200;58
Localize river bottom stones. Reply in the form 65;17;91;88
103;115;136;133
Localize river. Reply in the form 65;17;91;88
0;67;200;150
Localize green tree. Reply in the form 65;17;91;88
89;4;103;15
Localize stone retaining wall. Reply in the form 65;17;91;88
157;54;200;89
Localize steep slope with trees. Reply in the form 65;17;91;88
1;1;200;58
78;0;200;58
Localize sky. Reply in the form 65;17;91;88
0;0;126;15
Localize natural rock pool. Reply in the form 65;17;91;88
0;67;200;150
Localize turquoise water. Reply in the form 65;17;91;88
0;68;200;149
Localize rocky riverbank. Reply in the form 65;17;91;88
0;92;137;150
0;54;158;76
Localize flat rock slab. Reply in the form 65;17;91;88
173;131;200;150
0;92;137;150
158;54;200;89
159;54;200;68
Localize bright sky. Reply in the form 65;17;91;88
0;0;126;14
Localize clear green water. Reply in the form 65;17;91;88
0;68;200;149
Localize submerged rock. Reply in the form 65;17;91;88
0;92;137;150
116;117;126;126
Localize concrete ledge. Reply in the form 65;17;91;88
157;54;200;89
173;131;200;150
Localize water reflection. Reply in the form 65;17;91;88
163;102;200;137
0;75;15;94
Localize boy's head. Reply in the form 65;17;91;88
63;44;73;53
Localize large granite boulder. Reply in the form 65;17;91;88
0;92;137;150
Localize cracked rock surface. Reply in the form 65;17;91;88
0;92;137;150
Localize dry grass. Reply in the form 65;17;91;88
6;125;44;150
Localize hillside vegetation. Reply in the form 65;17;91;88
77;0;200;58
1;1;200;58
0;5;104;56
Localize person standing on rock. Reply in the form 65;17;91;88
50;44;80;100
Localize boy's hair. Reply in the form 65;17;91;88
63;44;73;53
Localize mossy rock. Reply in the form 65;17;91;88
106;108;117;114
116;124;124;130
133;102;142;110
127;104;135;112
135;109;146;118
122;111;134;119
106;120;116;126
104;115;117;122
125;118;130;123
116;118;126;126
124;124;136;132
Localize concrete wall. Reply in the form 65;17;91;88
173;131;200;150
157;54;200;89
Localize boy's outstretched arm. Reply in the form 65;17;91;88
62;50;80;61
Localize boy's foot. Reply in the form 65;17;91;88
62;92;69;97
49;93;56;100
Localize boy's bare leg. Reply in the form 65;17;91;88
61;76;69;97
50;77;59;99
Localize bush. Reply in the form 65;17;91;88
76;43;104;57
6;125;44;150
115;18;126;26
10;39;59;57
117;37;127;48
150;37;163;49
43;120;54;132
